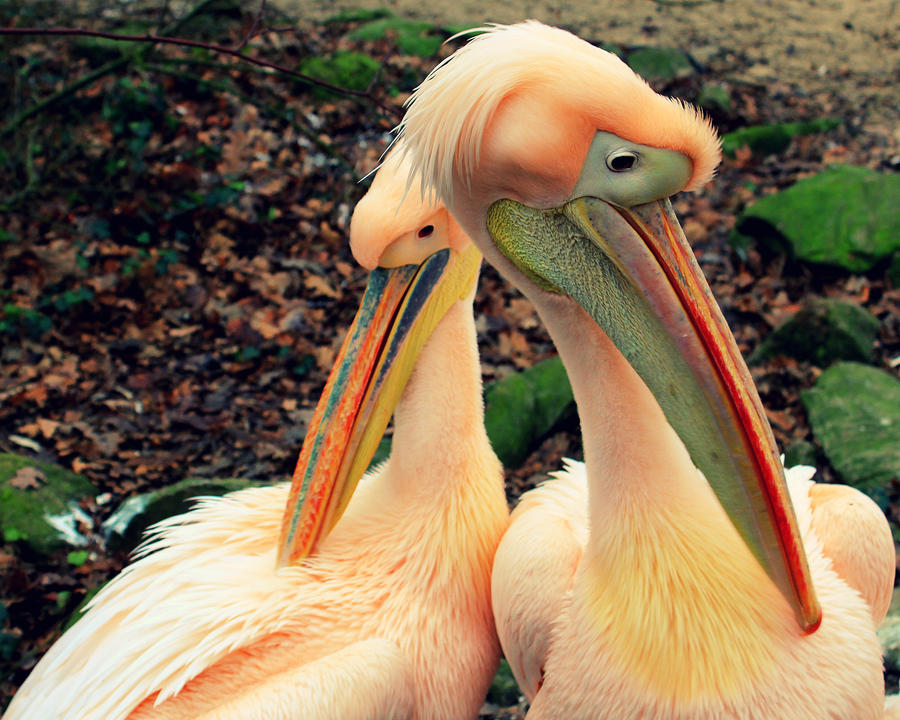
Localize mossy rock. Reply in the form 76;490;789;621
484;356;575;467
0;603;18;662
323;8;392;24
697;83;732;112
486;659;521;706
783;440;818;469
103;477;262;552
626;47;693;83
61;580;109;632
347;17;443;57
750;298;879;366
801;362;900;508
888;252;900;287
297;51;380;99
879;589;900;676
0;454;95;557
732;165;900;272
721;119;838;158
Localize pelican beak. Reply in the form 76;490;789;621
486;196;821;632
277;244;482;567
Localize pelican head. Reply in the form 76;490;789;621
398;22;820;631
277;147;481;566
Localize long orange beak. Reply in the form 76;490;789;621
486;196;821;632
276;245;481;568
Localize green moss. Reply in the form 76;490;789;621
783;440;818;469
721;119;839;158
323;8;393;24
103;477;260;552
0;454;95;557
697;83;732;112
298;51;381;99
62;581;108;632
626;48;693;83
801;362;900;508
347;18;443;57
888;252;900;287
732;165;900;272
483;356;575;466
486;659;521;705
750;298;879;366
67;550;89;567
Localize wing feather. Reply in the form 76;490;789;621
491;459;588;701
5;484;297;720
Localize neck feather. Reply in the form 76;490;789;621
386;297;496;498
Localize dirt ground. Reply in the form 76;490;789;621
288;0;899;128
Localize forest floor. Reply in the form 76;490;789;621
292;0;900;124
0;0;898;714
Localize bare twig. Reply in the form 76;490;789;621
0;26;400;118
0;0;230;139
366;47;394;95
235;0;267;52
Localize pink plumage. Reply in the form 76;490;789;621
5;150;508;720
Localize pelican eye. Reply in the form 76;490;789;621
607;150;639;172
417;225;434;238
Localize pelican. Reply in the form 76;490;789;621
396;21;895;718
3;148;509;720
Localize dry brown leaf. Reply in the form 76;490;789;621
36;418;60;438
304;274;339;299
169;326;200;338
10;467;47;491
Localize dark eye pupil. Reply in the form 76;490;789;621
610;154;636;171
417;225;434;238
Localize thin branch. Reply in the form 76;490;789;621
366;46;394;95
235;0;267;52
1;0;233;140
0;26;400;118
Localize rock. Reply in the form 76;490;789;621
0;453;96;557
721;119;838;158
103;477;263;552
801;362;900;508
62;581;108;632
625;47;693;83
732;165;900;272
0;604;18;662
297;52;381;99
483;356;575;467
750;298;879;366
697;83;732;112
347;17;443;57
888;252;900;287
783;440;818;469
485;659;522;707
879;589;900;677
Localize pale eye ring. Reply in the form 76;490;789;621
417;225;434;238
606;149;639;172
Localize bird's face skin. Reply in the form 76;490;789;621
276;151;481;567
398;22;820;631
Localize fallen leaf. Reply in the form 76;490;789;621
304;274;339;299
10;467;47;490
